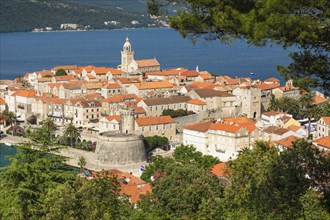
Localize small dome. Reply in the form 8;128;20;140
123;37;131;48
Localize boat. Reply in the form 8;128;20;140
5;142;12;147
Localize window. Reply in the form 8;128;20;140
156;126;158;130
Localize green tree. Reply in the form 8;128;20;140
149;0;330;93
63;122;80;147
223;140;330;219
0;145;76;219
78;156;86;169
55;69;67;76
144;135;168;151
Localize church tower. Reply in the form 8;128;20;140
121;37;134;73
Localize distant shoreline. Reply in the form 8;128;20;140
0;26;170;34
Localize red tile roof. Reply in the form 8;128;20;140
52;65;78;71
209;123;243;133
134;81;174;90
321;117;330;125
313;136;330;149
264;77;280;83
184;120;215;132
222;117;256;133
187;99;206;105
255;82;280;90
313;96;329;105
104;115;121;123
180;70;199;77
262;111;284;117
275;135;299;148
12;90;37;98
211;162;229;177
0;98;6;105
135;58;160;67
135;115;175;126
118;78;141;84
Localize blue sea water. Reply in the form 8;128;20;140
0;28;296;81
0;143;17;168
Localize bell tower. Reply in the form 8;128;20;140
121;37;134;73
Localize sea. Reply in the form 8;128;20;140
0;28;297;82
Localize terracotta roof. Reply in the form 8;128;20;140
83;82;105;90
52;65;78;71
135;115;175;126
12;90;36;98
211;162;229;177
263;126;289;135
142;96;191;106
101;94;137;104
255;82;280;90
262;111;284;117
278;116;292;123
277;86;296;92
187;99;206;105
221;76;241;85
37;78;52;82
104;83;121;89
81;65;95;73
87;75;96;79
54;75;77;81
92;67;112;75
0;98;6;105
214;85;238;92
118;78;141;84
275;135;299;148
132;106;146;114
313;136;330;149
184;120;215;132
135;58;160;67
146;68;187;76
193;88;234;98
62;82;82;90
321;117;330;125
81;93;102;100
48;83;62;89
104;115;121;123
134;81;174;90
222;117;256;133
0;80;14;85
313;96;329;105
180;70;199;77
76;100;101;108
287;125;302;132
264;77;280;83
209;123;244;133
109;68;122;75
191;82;216;89
36;70;54;77
199;73;213;80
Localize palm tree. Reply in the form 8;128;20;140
268;95;281;111
1;110;16;127
64;122;80;147
42;118;57;140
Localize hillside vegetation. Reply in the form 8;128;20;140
0;0;159;33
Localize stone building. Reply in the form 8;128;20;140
233;85;261;118
316;117;330;138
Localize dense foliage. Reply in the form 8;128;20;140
149;0;330;94
55;69;67;76
0;142;329;219
144;135;169;151
0;0;156;33
162;108;195;118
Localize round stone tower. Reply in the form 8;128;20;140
120;108;135;134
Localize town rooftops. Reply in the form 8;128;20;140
135;115;175;126
76;100;101;108
12;90;37;97
180;70;199;77
263;126;289;135
313;136;330;149
262;111;285;117
0;98;6;105
146;68;187;76
320;117;330;125
62;82;82;90
104;115;121;123
101;94;137;104
275;135;299;148
264;77;280;83
187;99;206;105
222;117;256;133
211;162;229;177
134;81;174;90
118;78;141;84
209;123;246;133
313;96;329;105
52;65;78;71
35;70;54;77
142;96;191;106
92;67;112;75
135;58;160;67
184;120;215;132
255;82;280;90
193;88;235;98
104;83;121;89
